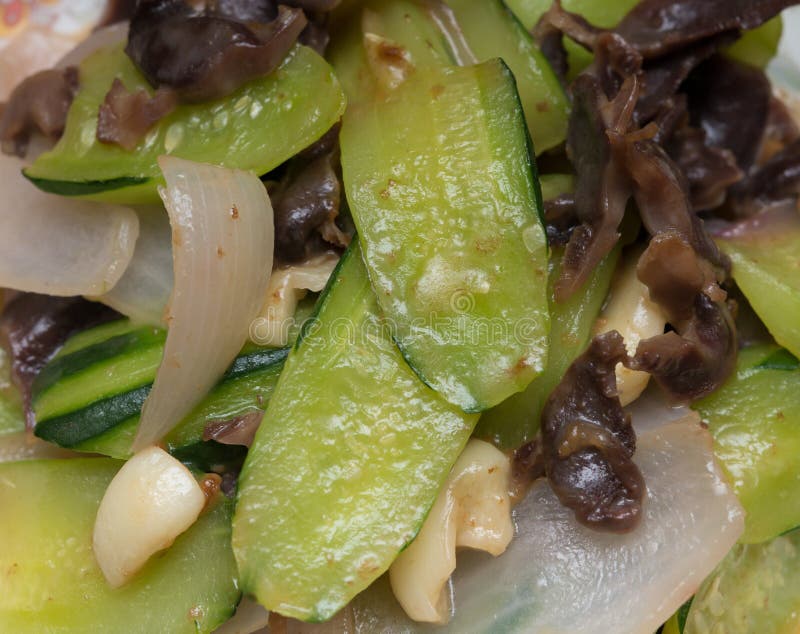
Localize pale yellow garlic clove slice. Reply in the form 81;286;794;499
389;439;513;624
595;251;667;406
93;446;205;588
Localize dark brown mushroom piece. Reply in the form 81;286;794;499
728;138;800;216
615;0;797;59
203;410;264;448
684;55;772;173
626;233;737;401
126;1;307;102
96;78;178;150
0;294;119;428
0;67;79;157
540;330;644;533
272;124;350;262
555;42;639;301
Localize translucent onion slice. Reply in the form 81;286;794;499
0;154;139;296
93;206;173;325
349;417;744;633
132;157;274;450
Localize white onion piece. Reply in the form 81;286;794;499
212;597;270;634
132;157;274;450
350;418;744;633
0;154;139;296
93;206;173;325
93;447;205;588
627;386;695;434
250;252;339;347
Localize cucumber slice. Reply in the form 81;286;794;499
232;244;478;622
24;44;346;204
717;224;800;360
341;60;549;412
446;0;568;153
697;344;800;543
0;347;24;437
683;530;800;633
32;322;289;459
476;244;620;447
329;0;567;154
0;458;239;633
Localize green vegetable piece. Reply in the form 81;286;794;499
32;321;288;459
476;244;619;447
329;0;568;153
0;346;24;437
25;44;346;204
341;60;550;412
446;0;568;153
718;227;800;360
683;530;800;633
233;244;478;622
0;458;239;633
506;0;781;77
696;344;800;543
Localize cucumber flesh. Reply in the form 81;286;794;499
717;222;800;360
341;60;549;412
24;44;346;204
232;244;478;622
32;322;289;459
684;530;800;634
476;244;620;447
446;0;568;153
697;344;800;543
0;458;239;633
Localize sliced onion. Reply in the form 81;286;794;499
250;251;339;347
0;154;139;296
349;416;744;633
132;157;274;450
93;205;173;325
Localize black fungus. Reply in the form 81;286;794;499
126;1;307;102
0;67;79;157
541;331;645;533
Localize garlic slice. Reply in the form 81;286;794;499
595;250;667;406
93;447;205;588
389;439;513;624
250;252;339;347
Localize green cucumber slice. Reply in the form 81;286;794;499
446;0;568;153
0;458;239;633
232;244;478;622
476;244;620;447
32;322;289;459
683;530;800;634
0;346;24;437
341;59;549;412
717;224;800;360
33;326;166;420
25;44;346;204
697;344;800;543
